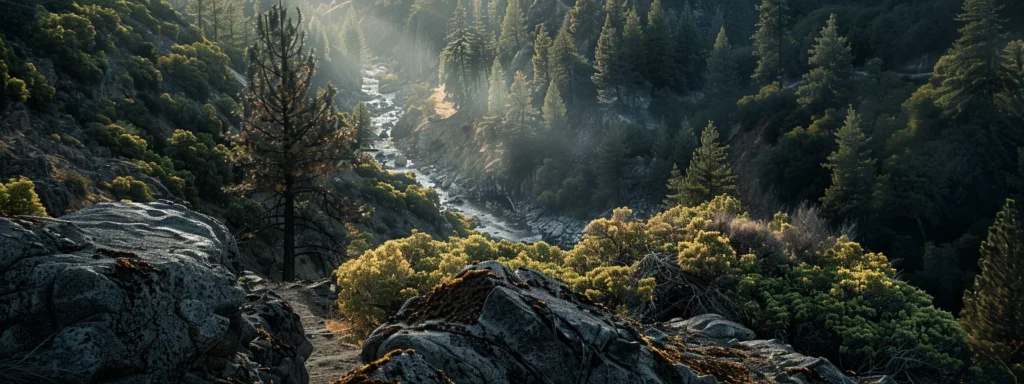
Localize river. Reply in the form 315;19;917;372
360;65;543;244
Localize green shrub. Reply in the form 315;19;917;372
0;177;48;216
127;56;161;91
32;10;104;83
444;210;480;237
159;21;179;40
87;122;148;159
61;134;82;147
404;184;440;220
63;170;90;198
165;129;231;198
157;53;209;100
110;176;153;202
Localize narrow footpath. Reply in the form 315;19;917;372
272;282;362;384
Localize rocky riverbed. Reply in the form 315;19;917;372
360;65;547;244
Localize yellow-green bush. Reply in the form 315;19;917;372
336;230;656;339
0;177;47;217
110;176;153;202
335;231;469;337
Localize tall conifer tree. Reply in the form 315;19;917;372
441;2;487;112
488;57;508;115
497;0;527;61
961;199;1024;382
532;25;554;96
645;0;673;90
234;2;355;281
542;81;567;131
797;14;853;111
703;28;739;124
751;0;789;85
592;15;623;104
667;122;736;206
821;106;876;221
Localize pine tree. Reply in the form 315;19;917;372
233;2;356;281
751;0;789;86
353;102;375;150
961;199;1024;381
505;72;539;139
603;0;627;25
532;25;553;95
542;80;567;131
441;2;487;112
488;57;508;115
703;27;739;124
673;5;703;91
664;163;685;207
934;0;1020;117
797;14;853;111
548;19;584;103
645;0;673;90
567;0;603;55
341;15;364;89
497;0;527;61
669;122;737;207
709;6;725;48
821;106;876;221
671;121;698;170
592;15;623;103
621;8;646;106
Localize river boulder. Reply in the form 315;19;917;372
343;261;891;384
0;202;311;383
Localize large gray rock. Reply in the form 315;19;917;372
350;261;890;384
0;202;311;383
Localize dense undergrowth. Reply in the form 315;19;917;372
335;195;967;380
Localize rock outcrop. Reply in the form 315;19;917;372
0;202;311;383
342;261;891;384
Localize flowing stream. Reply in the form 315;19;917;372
361;65;543;244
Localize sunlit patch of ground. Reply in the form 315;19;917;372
324;318;362;345
431;85;456;119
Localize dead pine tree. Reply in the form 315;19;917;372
232;1;357;281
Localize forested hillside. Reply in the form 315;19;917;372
0;0;471;281
351;0;1024;314
2;0;1023;382
327;0;1023;381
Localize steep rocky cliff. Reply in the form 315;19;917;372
0;202;311;383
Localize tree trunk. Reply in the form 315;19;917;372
283;188;296;281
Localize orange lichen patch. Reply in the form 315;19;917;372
682;356;754;383
400;269;501;325
109;257;161;283
641;333;759;384
687;345;749;359
97;247;138;258
256;328;294;351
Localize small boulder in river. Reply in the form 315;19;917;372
393;154;408;167
343;261;889;384
0;202;311;383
